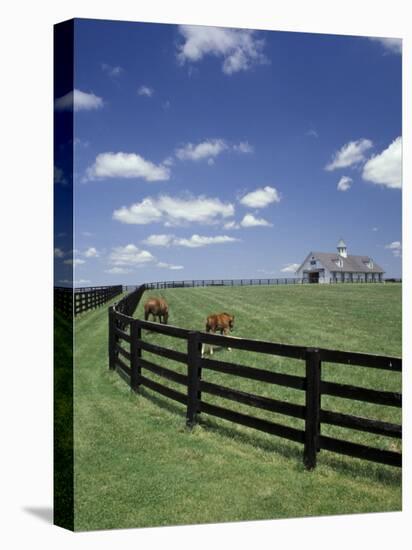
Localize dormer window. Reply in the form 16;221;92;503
362;257;374;269
335;258;343;268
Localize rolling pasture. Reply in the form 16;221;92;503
74;283;401;531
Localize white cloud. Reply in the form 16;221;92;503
337;176;353;192
256;269;277;275
233;141;254;154
306;129;319;138
372;227;378;232
64;258;85;266
175;235;239;247
163;156;174;167
176;139;228;162
74;137;90;148
325;139;373;171
223;220;240;230
113;195;235;226
54;247;64;258
385;241;402;257
240;214;272;227
239;186;280;208
143;233;239;247
58;279;91;285
105;267;131;274
54;166;67;186
101;63;123;77
113;198;164;225
281;263;300;273
177;25;268;74
86;152;170;182
362;137;402;189
175;139;254;162
157;262;184;270
138;85;154;97
109;244;155;266
84;247;99;258
143;234;174;247
55;89;104;112
369;37;402;55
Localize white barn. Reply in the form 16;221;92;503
296;239;385;283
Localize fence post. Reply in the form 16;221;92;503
130;320;142;392
186;331;202;428
108;307;116;370
304;348;321;470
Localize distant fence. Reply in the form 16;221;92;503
124;276;398;292
55;285;123;317
109;284;402;470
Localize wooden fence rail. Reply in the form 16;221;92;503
55;285;123;317
108;285;402;470
124;276;398;292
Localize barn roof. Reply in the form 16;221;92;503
306;251;385;273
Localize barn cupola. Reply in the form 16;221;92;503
337;238;348;258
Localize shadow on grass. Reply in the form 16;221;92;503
133;385;401;486
315;450;402;484
137;387;304;462
137;386;186;417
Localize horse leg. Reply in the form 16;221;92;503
209;327;214;356
223;328;231;351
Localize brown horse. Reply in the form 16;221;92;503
143;297;169;324
202;312;235;356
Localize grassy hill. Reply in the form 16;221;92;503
73;283;401;531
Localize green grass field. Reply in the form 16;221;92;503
74;283;402;531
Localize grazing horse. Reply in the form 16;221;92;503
143;297;169;324
202;312;235;356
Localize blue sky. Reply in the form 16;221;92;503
54;19;402;285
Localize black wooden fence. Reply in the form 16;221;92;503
124;276;393;292
55;285;123;317
109;285;402;470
